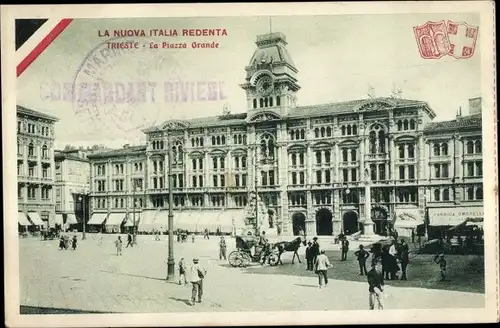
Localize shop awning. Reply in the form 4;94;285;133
174;211;200;232
54;214;64;225
27;212;44;226
428;207;484;226
215;210;245;233
18;212;32;226
138;210;158;232
66;213;78;225
394;208;423;228
153;210;169;230
87;213;108;225
106;213;126;226
124;213;140;227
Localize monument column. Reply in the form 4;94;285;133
363;166;375;236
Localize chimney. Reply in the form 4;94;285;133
123;144;130;149
456;106;462;119
469;97;482;115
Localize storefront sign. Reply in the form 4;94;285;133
428;207;484;226
394;208;423;228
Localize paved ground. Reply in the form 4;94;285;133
19;234;485;314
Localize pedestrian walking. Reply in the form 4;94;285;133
71;235;78;250
341;236;349;261
178;257;188;285
204;228;210;240
59;235;67;250
219;236;227;260
189;258;207;306
126;233;133;247
305;242;314;271
314;249;331;289
354;244;370;275
434;254;447;281
411;229;415;244
311;237;320;265
115;236;123;256
367;259;385;310
398;239;410;280
388;240;400;280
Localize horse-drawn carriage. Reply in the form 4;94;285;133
228;235;280;267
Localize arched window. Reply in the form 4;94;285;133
253;99;257;109
440;143;448;156
216;136;221;145
269;97;273;107
233;135;237;144
238;135;242;144
433;144;441;156
353;125;358;135
434;189;441;201
408;144;415;158
196;138;200;147
235;157;240;168
268;138;274;158
342;149;348;162
403;119;409;130
264;98;269;107
410;119;416;130
320;127;325;137
192;159;196;170
300;129;305;139
476;187;483;200
467;187;474;200
397;120;403;131
276;96;281;106
259;98;264;108
213;157;218;169
295;130;300;140
192;176;197;187
212;136;216;145
221;136;226;145
17;140;22;154
191;138;195;147
299;153;305;165
28;143;34;156
290;131;295;140
399;145;405;158
314;128;319;138
341;126;346;136
42;145;48;158
315;151;322;164
351;149;357;161
378;130;386;153
466;141;474;154
475;140;482;154
200;138;204;147
326;127;332;137
291;153;297;166
369;131;377;154
347;125;352;135
443;189;450;201
325;150;331;163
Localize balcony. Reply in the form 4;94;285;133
287;184;307;191
41;156;51;163
365;153;389;161
429;156;452;163
257;184;280;191
27;154;37;162
226;186;247;192
17;153;24;161
338;161;359;167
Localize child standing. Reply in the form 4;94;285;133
178;257;188;285
71;235;78;250
305;242;313;271
115;236;123;256
434;254;447;281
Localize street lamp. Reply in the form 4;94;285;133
132;178;138;245
78;194;87;240
166;131;175;281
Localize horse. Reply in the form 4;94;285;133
272;237;304;265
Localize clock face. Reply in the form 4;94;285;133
256;75;274;96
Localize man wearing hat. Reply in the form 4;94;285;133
189;258;207;306
311;237;320;265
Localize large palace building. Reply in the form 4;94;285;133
17;105;59;229
86;32;483;237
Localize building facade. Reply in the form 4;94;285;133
17;105;58;229
54;149;92;228
86;32;484;237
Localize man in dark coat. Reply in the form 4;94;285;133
310;237;320;265
126;233;133;247
398;239;410;280
305;242;314;271
354;244;370;275
367;259;385;310
341;236;349;261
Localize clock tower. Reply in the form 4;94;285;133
240;32;301;117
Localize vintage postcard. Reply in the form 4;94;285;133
2;2;498;327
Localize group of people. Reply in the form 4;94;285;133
58;235;78;250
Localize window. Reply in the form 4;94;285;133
399;166;405;180
476;187;483;200
379;164;386;180
220;175;225;187
220;157;225;169
466;141;474;154
28;165;35;177
343;169;348;182
370;164;377;181
291;154;296;166
397;121;402;131
242;174;247;186
408;144;415;158
342;149;348;162
350;149;356;162
314;128;319;138
467;162;474;177
441;143;448;156
42;167;48;178
316;170;322;184
341;126;346;136
399;145;405;159
326;127;332;137
410;119;416;130
434;164;441;178
441;164;449;178
475;140;482;154
434;189;441;201
325;150;331;163
467;187;474;200
408;165;415;180
299;172;305;185
315;151;322;164
443;189;450;201
235;174;240;186
403;120;409;130
28;143;35;157
476;161;483;176
299;153;304;166
199;175;204;187
213;157;218;169
433;144;440;156
269;171;275;185
199;158;203;170
325;170;331;183
291;172;297;185
261;171;267;186
351;168;357;181
192;159;197;170
213;175;218;187
235;157;240;168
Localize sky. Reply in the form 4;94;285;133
17;14;481;149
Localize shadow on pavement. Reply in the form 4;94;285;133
100;270;166;282
294;284;318;288
20;305;116;314
168;297;192;306
222;250;485;294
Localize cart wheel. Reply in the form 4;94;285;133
241;252;252;267
228;251;243;267
268;250;280;266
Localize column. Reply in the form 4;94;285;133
305;190;315;234
359;140;365;179
307;145;313;185
334;143;339;182
390;137;395;180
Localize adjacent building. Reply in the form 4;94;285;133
17;105;58;230
54;149;92;229
86;32;484;237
